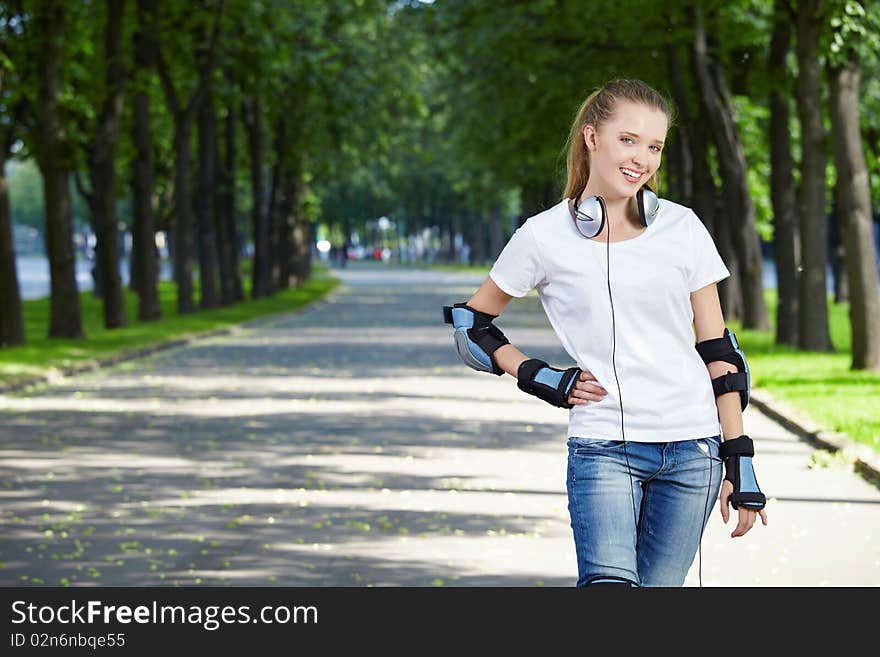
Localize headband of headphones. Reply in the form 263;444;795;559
570;185;659;239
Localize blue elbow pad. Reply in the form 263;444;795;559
443;303;509;375
696;328;750;410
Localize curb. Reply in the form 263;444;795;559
750;389;880;489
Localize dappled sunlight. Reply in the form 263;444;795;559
3;266;877;587
0;391;570;424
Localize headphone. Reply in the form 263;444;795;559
568;185;712;587
570;185;660;239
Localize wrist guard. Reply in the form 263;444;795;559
517;358;580;409
720;435;766;510
443;303;510;375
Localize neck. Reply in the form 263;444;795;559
578;186;640;228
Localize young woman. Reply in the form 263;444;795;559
444;79;768;587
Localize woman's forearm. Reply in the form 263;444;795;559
708;361;744;439
493;343;529;378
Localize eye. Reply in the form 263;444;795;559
621;137;634;144
650;145;662;153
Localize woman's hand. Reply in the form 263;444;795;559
720;480;769;537
567;370;608;406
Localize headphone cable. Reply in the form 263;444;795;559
604;200;713;588
605;221;639;558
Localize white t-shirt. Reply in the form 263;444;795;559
489;197;731;443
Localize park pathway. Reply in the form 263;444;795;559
1;263;878;586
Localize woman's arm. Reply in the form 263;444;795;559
691;282;768;536
466;277;529;378
690;283;743;438
466;277;606;405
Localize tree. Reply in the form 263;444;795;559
827;0;880;370
794;0;834;351
29;1;84;339
0;3;27;347
692;6;769;330
77;0;129;329
194;19;221;309
155;0;223;313
130;0;162;321
768;0;800;345
216;65;243;303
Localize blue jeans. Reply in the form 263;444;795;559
566;436;722;587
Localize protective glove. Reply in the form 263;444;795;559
720;434;766;510
517;358;581;409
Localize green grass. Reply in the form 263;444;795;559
736;289;880;453
422;263;879;453
0;264;340;388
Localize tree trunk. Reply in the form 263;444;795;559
830;182;848;303
688;37;730;315
33;1;83;339
0;152;25;346
0;66;26;347
472;209;487;266
290;206;312;286
87;0;127;329
274;170;291;289
687;116;718;239
769;0;799;345
171;125;195;313
795;0;833;351
155;0;223;314
666;43;693;206
131;0;161;321
693;8;768;329
713;193;743;320
196;82;220;309
242;96;272;298
828;52;880;370
276;167;298;289
212;104;234;306
489;205;504;259
268;116;286;289
220;93;243;303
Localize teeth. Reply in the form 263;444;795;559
621;168;642;178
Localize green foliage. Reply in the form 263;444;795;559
732;96;774;241
827;0;880;65
5;0;879;311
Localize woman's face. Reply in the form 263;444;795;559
583;100;668;200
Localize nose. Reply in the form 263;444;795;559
632;146;651;169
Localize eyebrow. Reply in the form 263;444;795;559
619;131;665;145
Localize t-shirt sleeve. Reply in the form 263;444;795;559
687;212;730;292
489;220;546;298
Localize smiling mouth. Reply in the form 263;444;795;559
620;168;644;182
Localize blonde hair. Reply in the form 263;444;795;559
562;79;674;201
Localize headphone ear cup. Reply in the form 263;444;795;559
636;186;660;227
573;195;606;238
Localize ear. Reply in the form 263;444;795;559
582;124;598;152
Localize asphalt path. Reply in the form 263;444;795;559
1;263;878;586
